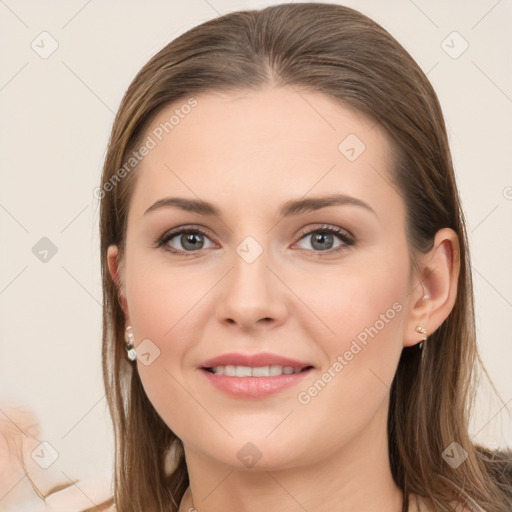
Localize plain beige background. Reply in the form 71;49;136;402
0;0;511;487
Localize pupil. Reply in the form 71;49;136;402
183;233;203;250
313;233;332;251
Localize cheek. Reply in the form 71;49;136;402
291;252;408;409
123;254;220;436
282;269;407;461
126;256;207;350
294;247;409;355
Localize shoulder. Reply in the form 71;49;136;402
0;403;114;512
2;478;115;512
44;480;114;511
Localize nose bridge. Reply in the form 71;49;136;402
231;235;274;307
216;232;287;328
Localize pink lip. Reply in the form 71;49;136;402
199;352;312;370
198;352;315;399
200;368;313;398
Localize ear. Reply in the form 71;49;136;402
107;244;131;324
404;228;460;347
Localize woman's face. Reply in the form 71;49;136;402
109;86;425;470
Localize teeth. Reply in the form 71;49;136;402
235;365;252;377
209;365;304;377
269;365;283;376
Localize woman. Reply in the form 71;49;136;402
97;3;512;511
14;3;510;512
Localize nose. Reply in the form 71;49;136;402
215;245;289;333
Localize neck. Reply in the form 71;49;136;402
178;404;404;512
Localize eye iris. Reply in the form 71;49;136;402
311;232;333;251
182;232;204;250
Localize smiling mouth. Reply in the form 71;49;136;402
202;365;314;377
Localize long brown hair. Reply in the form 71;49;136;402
99;3;512;511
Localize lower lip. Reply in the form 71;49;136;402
200;368;313;398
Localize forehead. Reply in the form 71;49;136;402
129;86;402;222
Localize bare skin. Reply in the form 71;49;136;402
107;86;460;512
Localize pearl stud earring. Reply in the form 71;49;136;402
415;325;428;350
125;325;137;362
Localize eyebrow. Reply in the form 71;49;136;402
144;193;376;218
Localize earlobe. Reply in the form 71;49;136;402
404;228;460;347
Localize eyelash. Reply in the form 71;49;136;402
155;224;355;257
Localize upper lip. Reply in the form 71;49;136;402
199;352;314;370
